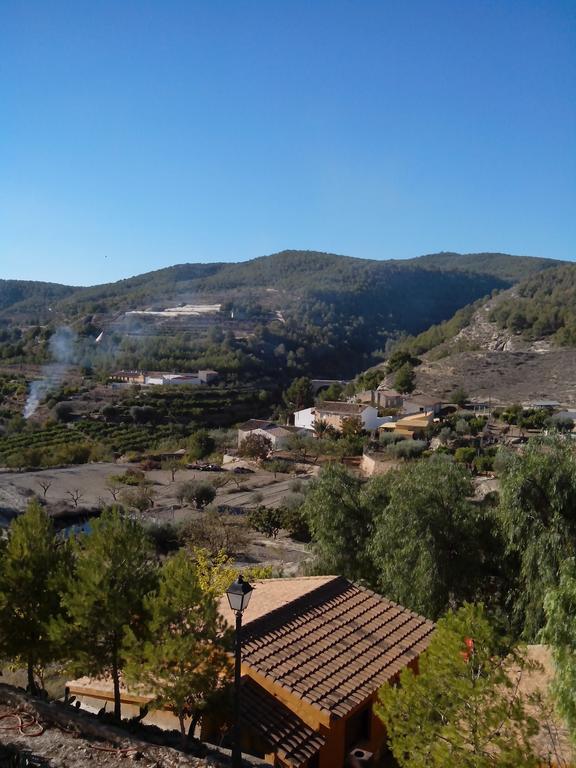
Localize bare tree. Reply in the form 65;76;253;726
211;475;231;491
66;489;84;508
37;479;52;499
105;476;123;502
162;459;184;483
232;475;250;491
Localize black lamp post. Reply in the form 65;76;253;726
225;574;253;768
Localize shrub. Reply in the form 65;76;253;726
454;447;477;465
248;506;284;539
180;510;248;557
239;433;272;461
388;440;427;459
281;503;311;542
262;459;293;475
145;522;181;555
179;480;216;509
473;454;494;474
379;432;406;446
111;469;146;486
53;401;74;423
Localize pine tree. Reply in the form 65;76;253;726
376;603;540;768
55;507;157;720
125;549;231;744
0;500;68;693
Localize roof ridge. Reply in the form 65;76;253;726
242;576;347;641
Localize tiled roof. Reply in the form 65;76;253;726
219;576;335;627
241;678;325;767
404;396;441;406
315;401;368;415
240;576;434;719
267;425;303;437
237;419;275;431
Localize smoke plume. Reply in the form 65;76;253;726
24;327;78;419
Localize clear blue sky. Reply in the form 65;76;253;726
1;0;575;286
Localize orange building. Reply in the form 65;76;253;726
216;576;435;767
68;576;435;768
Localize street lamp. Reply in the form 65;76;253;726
226;574;253;768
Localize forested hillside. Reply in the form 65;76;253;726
407;251;562;281
0;280;76;321
489;263;576;345
0;250;563;380
368;261;576;405
0;250;555;322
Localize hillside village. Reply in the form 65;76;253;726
2;315;576;766
2;256;576;768
2;0;574;760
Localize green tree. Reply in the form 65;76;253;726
187;430;215;461
316;383;343;401
55;508;157;720
283;377;313;411
394;363;416;394
286;432;319;460
180;480;216;510
454;447;477;466
125;550;231;745
53;401;74;423
498;434;576;638
450;386;469;407
162;458;184;482
542;557;576;743
386;349;419;373
370;457;492;619
238;432;272;462
302;464;373;581
120;485;155;514
341;415;364;437
312;418;331;439
376;603;539;768
0;501;68;693
248;506;284;539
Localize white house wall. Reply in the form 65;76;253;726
294;408;316;431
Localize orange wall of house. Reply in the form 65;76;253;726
242;665;396;768
316;694;388;768
242;666;331;729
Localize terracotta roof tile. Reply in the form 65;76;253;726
241;577;434;719
240;678;325;767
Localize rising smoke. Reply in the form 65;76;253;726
24;326;78;419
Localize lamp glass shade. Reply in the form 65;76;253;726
226;574;254;613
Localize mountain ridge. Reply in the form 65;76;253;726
1;249;563;320
0;250;567;381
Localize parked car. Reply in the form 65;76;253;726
232;466;255;474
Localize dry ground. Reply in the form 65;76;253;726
0;462;314;574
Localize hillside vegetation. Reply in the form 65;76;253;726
406;251;561;281
0;250;562;380
0;280;76;321
489;263;576;345
0;250;556;322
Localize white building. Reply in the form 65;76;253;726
294;402;388;433
237;420;308;450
